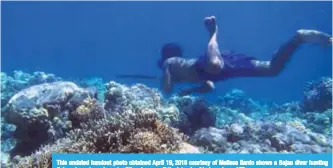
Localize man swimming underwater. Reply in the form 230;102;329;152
156;16;332;96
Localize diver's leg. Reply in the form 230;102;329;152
202;16;224;74
264;33;303;75
242;29;332;77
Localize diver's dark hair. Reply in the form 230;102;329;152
157;43;183;69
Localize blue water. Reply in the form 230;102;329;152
2;1;332;103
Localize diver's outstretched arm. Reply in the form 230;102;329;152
201;16;224;75
244;29;332;77
177;81;215;96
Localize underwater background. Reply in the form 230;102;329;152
1;1;332;167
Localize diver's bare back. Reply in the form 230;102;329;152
164;57;201;83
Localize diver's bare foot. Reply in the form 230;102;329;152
204;16;217;34
297;29;332;47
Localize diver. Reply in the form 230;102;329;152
157;16;332;96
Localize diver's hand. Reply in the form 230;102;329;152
297;29;332;47
177;81;215;96
204;16;217;34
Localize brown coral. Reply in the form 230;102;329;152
70;98;105;126
7;109;188;168
123;131;163;153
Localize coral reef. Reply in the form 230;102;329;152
1;117;16;153
189;127;228;152
302;77;332;112
215;87;332;137
190;121;332;154
1;71;61;108
3;81;96;157
104;81;162;114
168;96;216;135
76;77;106;102
103;81;185;127
302;109;332;136
0;71;332;167
70;97;105;125
2;110;194;168
218;89;262;114
1;71;62;156
215;106;254;127
156;104;180;126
